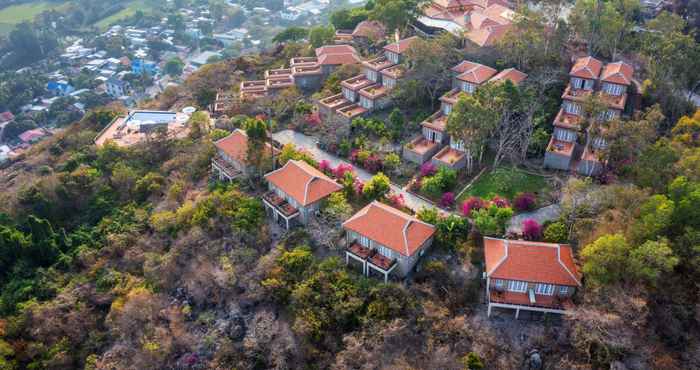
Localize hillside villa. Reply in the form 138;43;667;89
543;56;634;176
484;237;582;318
262;160;342;230
343;201;436;282
212;129;279;181
94;109;193;147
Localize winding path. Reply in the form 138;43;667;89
272;130;438;212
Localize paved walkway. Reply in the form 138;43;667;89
272;130;437;212
507;204;562;234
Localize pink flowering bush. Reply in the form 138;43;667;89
305;112;321;126
420;162;437;178
440;192;455;208
364;154;383;173
353;178;365;196
318;160;331;174
522;218;542;240
461;196;485;217
333;163;354;179
513;192;537;212
491;196;510;208
388;193;406;209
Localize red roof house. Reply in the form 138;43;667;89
211;129;278;180
484;237;582;318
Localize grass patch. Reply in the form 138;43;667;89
457;166;549;202
0;1;71;34
94;1;154;29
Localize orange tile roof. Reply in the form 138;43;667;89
317;52;361;65
569;56;603;80
465;23;511;47
343;201;436;257
383;36;419;54
214;129;277;165
454;61;498;84
264;160;342;206
600;61;634;86
484;237;582;286
489;68;527;85
315;44;357;56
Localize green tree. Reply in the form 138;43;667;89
273;27;308;43
363;172;391;200
369;0;421;32
308;25;335;48
543;221;568;243
471;205;513;236
446;91;499;173
244;117;269;179
330;8;369;29
581;234;631;286
628;239;679;285
164;57;184;77
323;192;352;221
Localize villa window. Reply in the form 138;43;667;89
493;279;504;289
384;78;395;89
462;82;475;94
571;77;583;89
535;283;555;295
583;79;595;90
443;103;452;115
507;280;528;293
602;82;624;96
559;286;570;295
564;101;581;115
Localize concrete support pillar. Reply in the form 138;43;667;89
487;304;492;317
384;272;388;284
515;308;520;320
285;217;289;230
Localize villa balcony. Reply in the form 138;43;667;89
262;191;299;218
421;111;448;132
345;241;397;283
552;108;582;130
211;155;242;180
403;136;442;164
334;30;353;44
489;289;573;311
341;74;373;92
266;75;295;91
561;85;594;103
546;137;575;158
598;92;627;111
358;84;388;99
362;55;394;72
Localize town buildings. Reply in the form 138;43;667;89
484;237;582;318
543;56;634;176
262;159;343;229
343;201;436;282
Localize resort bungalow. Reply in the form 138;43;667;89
343;201;436;282
212;129;278;181
484;237;582;318
263;160;342;230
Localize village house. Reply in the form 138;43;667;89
343;201;436;282
240;45;360;100
94;109;192;147
317;36;416;124
544;56;634;176
262;160;342;230
404;60;526;167
212;129;278;181
484;237;582;318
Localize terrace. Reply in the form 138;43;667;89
290;57;318;67
291;64;322;76
211;155;242;181
489;290;573;312
262;191;300;230
546;137;575;157
406;136;441;155
358;84;388;99
421;111;448;132
265;68;292;79
337;104;368;120
266;76;295;90
598;91;627;111
341;74;373;92
318;93;351;112
345;241;397;283
561;85;594;102
580;145;603;162
432;146;466;167
552;109;581;130
440;88;463;106
334;30;354;44
380;64;405;80
362;55;394;71
240;80;267;93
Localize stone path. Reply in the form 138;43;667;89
507;204;562;234
272;129;438;212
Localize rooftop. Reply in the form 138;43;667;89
383;36;419;54
264;160;342;206
341;74;374;91
454;61;498;84
484;237;582;286
343;201;436;257
421;111;449;132
338;103;368;118
488;68;527;85
405;136;441;155
600;61;634;86
546;137;575;157
362;55;394;72
570;56;603;80
215;129;277;166
433;146;466;165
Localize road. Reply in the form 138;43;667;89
272;129;438;212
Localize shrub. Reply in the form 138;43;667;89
461;196;485;217
522;219;542;240
333;163;354;179
364;153;383;173
363;172;390;200
440;192;455;208
543;221;568;243
461;352;484;370
388;193;406;209
471;205;513;236
420;162;437;177
324;192;352;220
513;192;536;212
491;196;510;208
318;159;332;174
421;167;457;197
384;153;400;173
